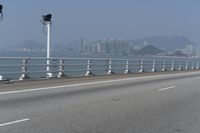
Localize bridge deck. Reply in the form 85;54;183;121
1;70;200;133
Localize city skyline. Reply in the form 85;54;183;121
0;36;198;58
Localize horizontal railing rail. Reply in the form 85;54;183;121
0;57;199;80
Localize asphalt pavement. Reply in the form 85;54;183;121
0;71;200;133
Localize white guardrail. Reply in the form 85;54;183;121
0;57;199;81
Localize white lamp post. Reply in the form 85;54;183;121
41;14;53;78
46;22;52;77
0;4;4;81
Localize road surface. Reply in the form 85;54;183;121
0;71;200;133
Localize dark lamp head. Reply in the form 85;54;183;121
0;5;2;11
42;14;52;22
0;4;3;19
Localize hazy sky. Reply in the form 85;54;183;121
0;0;200;47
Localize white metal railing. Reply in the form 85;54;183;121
0;57;199;81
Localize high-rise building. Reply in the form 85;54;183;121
80;38;90;54
79;38;131;56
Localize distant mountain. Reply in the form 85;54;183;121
51;39;81;50
171;50;187;57
129;36;195;50
5;39;80;51
137;45;164;55
1;39;82;57
14;40;45;50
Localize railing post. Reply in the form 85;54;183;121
191;61;194;70
197;60;199;69
162;60;166;71
0;75;3;80
85;59;93;76
171;60;175;71
0;75;4;81
185;61;189;70
139;60;144;73
178;61;182;71
107;59;114;75
46;58;53;78
57;59;65;78
152;60;156;72
124;60;131;74
19;59;30;80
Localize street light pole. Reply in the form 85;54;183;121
41;14;53;78
46;22;52;77
47;22;50;60
0;4;4;81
